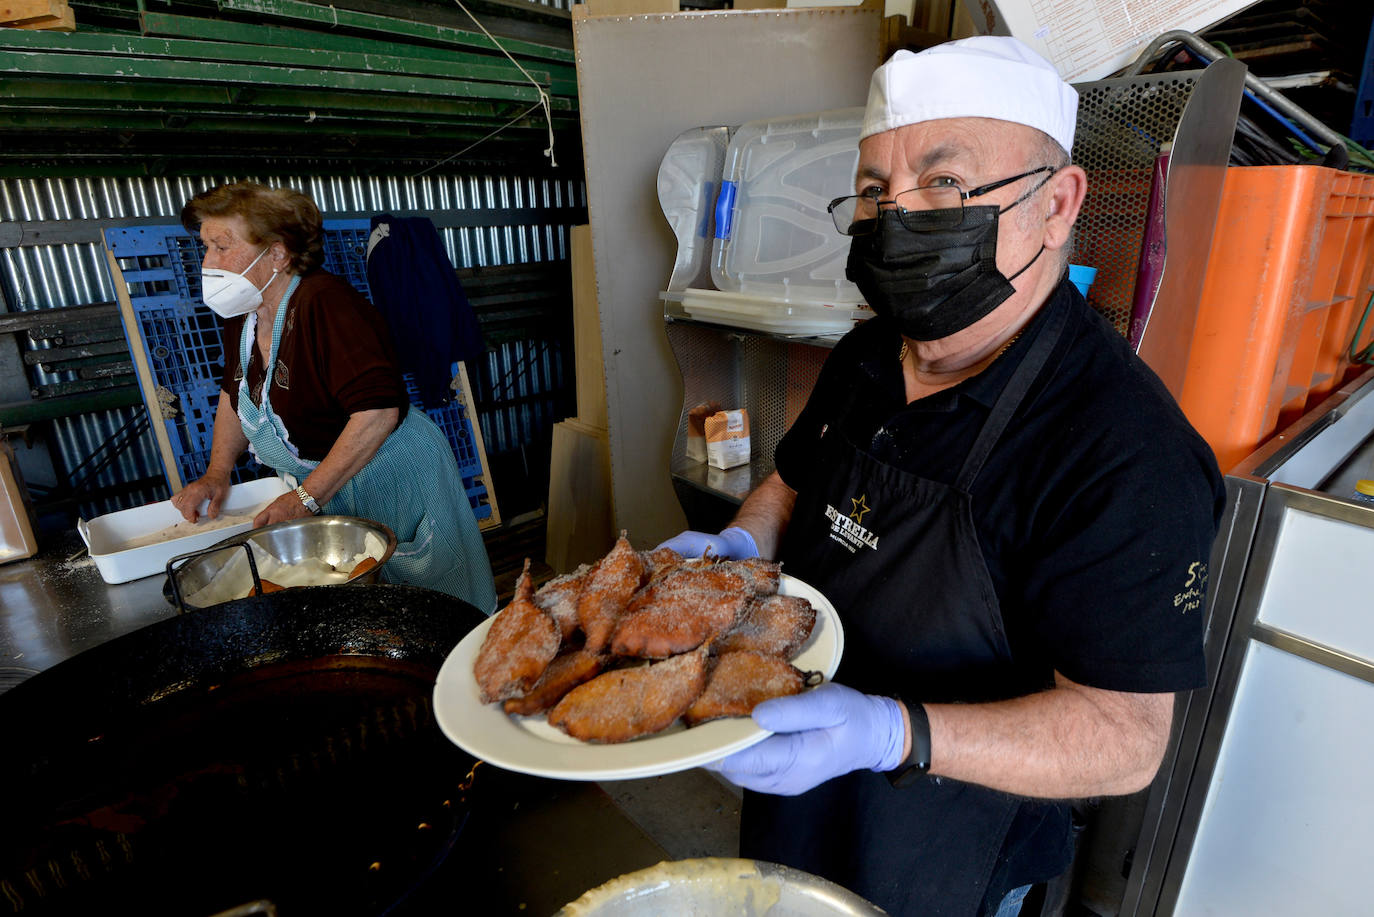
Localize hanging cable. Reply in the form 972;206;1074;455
413;100;543;177
450;0;557;167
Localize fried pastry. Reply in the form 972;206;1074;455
547;648;708;743
720;557;782;596
714;593;816;658
684;651;809;726
534;562;595;641
502;648;605;716
651;563;751;596
577;533;647;653
474;560;560;704
610;584;749;658
640;546;686;583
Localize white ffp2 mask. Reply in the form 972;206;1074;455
201;247;278;318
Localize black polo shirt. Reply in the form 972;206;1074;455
775;278;1225;696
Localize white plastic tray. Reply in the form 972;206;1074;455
675;287;868;335
78;477;290;584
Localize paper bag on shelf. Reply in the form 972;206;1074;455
685;400;721;463
705;409;751;470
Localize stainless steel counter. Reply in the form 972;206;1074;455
0;528;171;686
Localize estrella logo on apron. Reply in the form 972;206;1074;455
821;493;880;554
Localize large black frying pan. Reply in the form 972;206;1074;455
0;584;486;917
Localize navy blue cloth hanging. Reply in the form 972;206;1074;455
365;214;485;408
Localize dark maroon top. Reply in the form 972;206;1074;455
219;270;409;462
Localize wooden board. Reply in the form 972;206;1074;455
104;244;184;493
0;443;39;563
3;0;74;30
570;224;607;431
0;0;63;22
545;418;613;574
13;10;75;30
951;0;977;38
452;360;502;531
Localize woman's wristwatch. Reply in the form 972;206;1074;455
886;699;932;788
294;484;322;514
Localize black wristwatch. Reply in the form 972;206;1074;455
886;699;932;788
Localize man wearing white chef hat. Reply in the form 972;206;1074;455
663;37;1224;916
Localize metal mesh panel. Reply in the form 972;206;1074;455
667;320;830;500
1073;74;1197;336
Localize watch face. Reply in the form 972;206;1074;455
295;486;319;512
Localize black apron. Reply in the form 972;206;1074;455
741;300;1071;917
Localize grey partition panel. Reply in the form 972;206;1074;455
572;5;881;547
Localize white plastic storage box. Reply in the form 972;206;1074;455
710;107;865;305
78;476;290;584
658;125;731;296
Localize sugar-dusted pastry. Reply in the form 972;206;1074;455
547;648;708;743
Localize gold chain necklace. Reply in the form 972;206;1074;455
898;331;1022;365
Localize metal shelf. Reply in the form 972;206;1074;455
664;317;831;509
670;455;761;506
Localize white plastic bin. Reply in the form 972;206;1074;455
78;477;290;584
709;107;865;304
0;442;38;566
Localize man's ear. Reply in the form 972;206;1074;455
1043;164;1087;252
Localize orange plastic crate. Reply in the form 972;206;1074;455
1179;165;1374;472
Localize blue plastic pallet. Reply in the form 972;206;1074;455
402;370;490;518
106;222;491;520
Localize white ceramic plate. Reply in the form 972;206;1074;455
433;574;844;781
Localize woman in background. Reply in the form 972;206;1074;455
171;181;497;614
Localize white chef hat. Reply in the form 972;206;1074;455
861;37;1078;155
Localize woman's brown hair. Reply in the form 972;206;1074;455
181;181;324;274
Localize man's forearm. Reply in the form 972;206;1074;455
730;472;797;560
922;673;1174;799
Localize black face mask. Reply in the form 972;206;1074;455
845;206;1042;342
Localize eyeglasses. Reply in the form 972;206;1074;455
827;166;1057;235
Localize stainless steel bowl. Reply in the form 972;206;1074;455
166;515;397;610
553;858;888;916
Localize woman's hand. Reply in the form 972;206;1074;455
171;472;232;522
253;491;314;528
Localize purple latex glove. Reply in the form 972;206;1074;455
656;526;759;560
705;683;906;796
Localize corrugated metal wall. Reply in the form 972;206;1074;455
0;173;584;518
